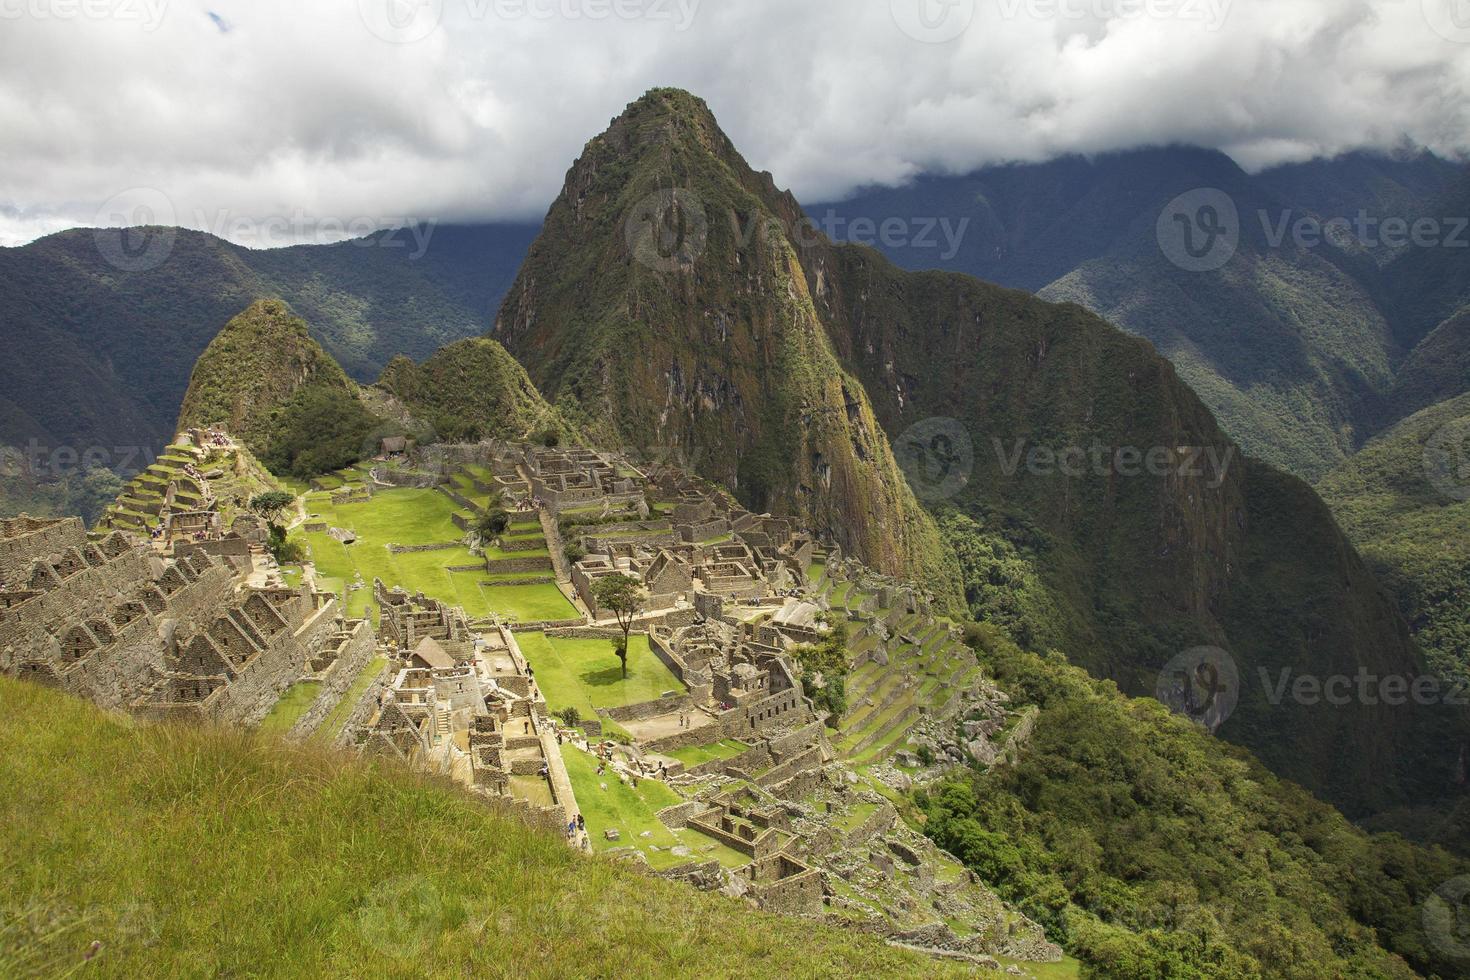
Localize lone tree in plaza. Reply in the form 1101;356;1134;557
590;573;646;678
249;490;298;564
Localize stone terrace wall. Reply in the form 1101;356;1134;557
290;622;377;739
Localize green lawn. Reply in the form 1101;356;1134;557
294;488;576;622
257;681;323;736
559;745;749;871
665;739;750;768
518;633;684;719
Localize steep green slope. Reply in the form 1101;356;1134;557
376;338;568;444
1395;306;1470;420
494;89;960;603
0;676;957;979
921;626;1465;980
1318;393;1470;685
176;299;382;477
795;217;1463;820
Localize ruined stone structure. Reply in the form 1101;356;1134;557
0;514;361;726
375;581;472;652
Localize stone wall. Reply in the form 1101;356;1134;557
208;597;344;727
0;517;87;583
289;622;378;739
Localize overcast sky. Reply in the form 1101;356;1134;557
1;0;1467;247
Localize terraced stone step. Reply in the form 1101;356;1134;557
844;697;918;758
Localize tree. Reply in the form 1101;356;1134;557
476;508;509;541
250;491;297;564
590;573;645;678
250;491;295;527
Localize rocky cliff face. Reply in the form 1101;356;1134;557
493;89;961;604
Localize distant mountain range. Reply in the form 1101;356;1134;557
810;147;1470;481
0;223;538;458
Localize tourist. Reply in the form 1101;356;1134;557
576;813;585;831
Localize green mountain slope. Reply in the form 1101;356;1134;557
0;676;957;979
922;626;1465;980
376;337;567;444
0;223;537;460
1395;306;1470;420
1318;393;1470;685
801;245;1462;818
175;298;381;473
493;89;960;602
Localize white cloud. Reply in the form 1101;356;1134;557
0;0;1465;247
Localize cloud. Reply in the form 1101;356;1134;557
0;0;1465;247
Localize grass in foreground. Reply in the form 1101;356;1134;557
0;677;959;979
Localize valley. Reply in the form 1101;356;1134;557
3;82;1469;980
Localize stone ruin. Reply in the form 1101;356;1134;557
0;515;363;726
